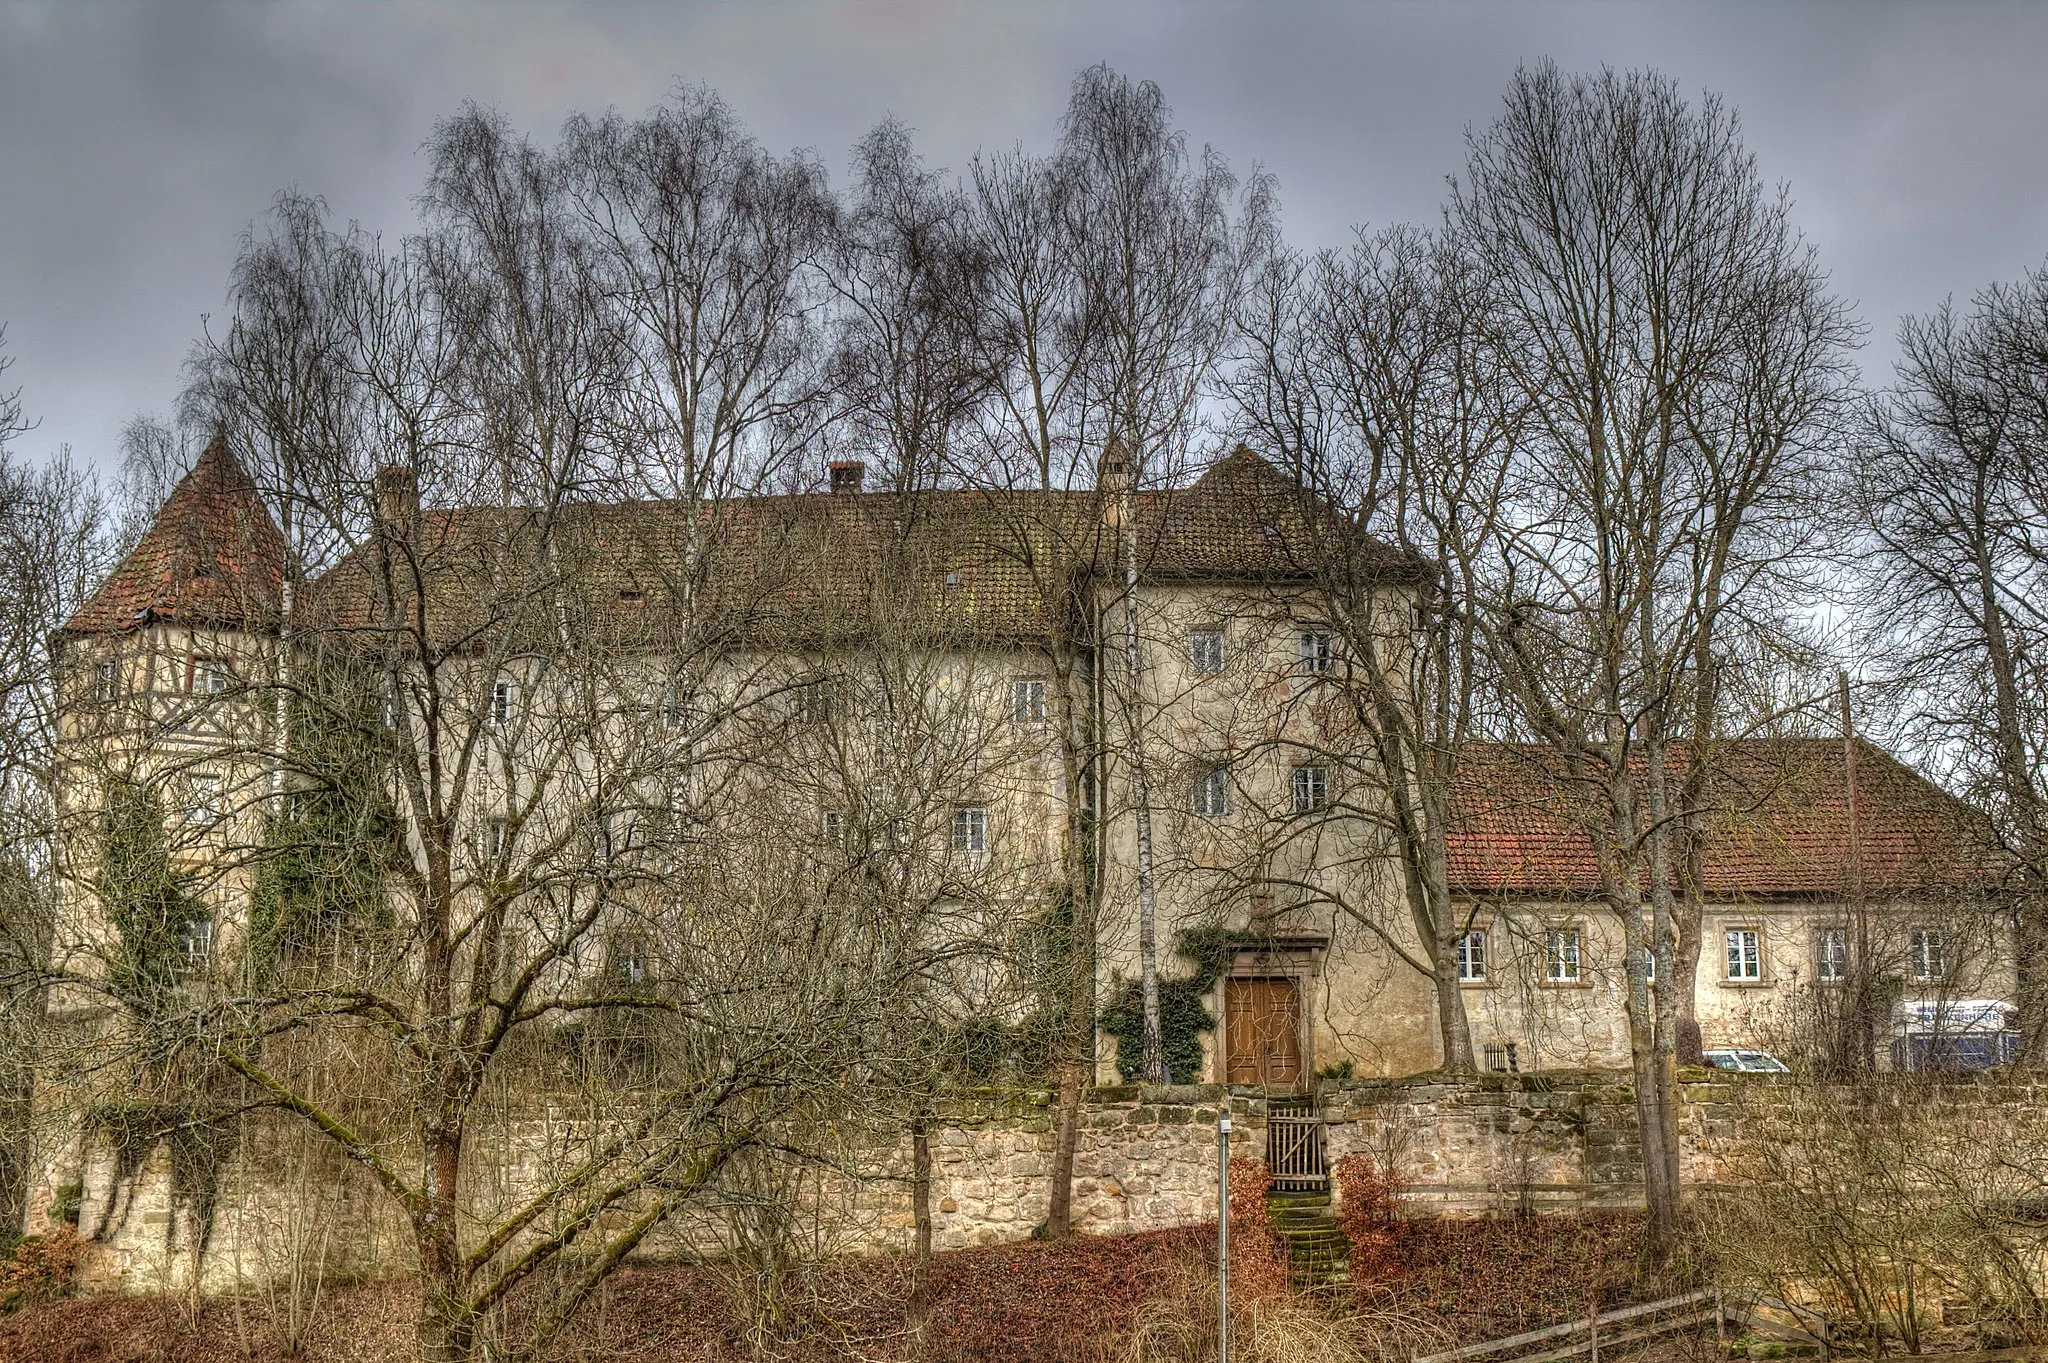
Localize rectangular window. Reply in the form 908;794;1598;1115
1643;945;1656;982
177;918;213;970
1910;928;1946;982
1545;928;1581;983
1815;927;1848;983
185;773;224;824
661;680;688;731
490;679;514;727
1011;678;1047;725
1297;630;1333;675
951;806;988;854
1483;1040;1519;1074
1290;763;1329;813
1457;930;1488;983
1190;628;1225;676
796;677;839;726
95;660;118;702
484;816;510;858
1725;928;1763;981
193;660;230;695
821;809;845;844
1193;765;1231;817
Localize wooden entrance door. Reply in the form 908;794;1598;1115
1224;977;1302;1088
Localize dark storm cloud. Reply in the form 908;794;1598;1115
3;0;2046;471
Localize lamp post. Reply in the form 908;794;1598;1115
1218;1109;1231;1363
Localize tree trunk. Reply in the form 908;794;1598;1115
909;1117;932;1332
1119;486;1165;1084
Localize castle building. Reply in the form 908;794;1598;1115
47;438;2011;1098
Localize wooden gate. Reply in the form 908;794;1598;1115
1266;1096;1327;1192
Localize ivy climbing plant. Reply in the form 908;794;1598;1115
1099;925;1292;1083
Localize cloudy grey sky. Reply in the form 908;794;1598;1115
3;0;2046;473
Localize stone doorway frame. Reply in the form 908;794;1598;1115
1216;935;1327;1089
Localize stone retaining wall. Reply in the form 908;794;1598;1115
43;1071;1774;1293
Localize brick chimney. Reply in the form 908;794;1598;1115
374;465;419;539
827;460;866;494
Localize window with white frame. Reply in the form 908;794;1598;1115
1011;678;1047;725
1641;944;1657;982
1910;928;1946;981
184;773;225;824
177;917;213;971
1296;629;1333;675
951;806;988;854
1290;763;1329;813
193;659;231;695
821;809;846;844
1190;628;1225;676
1725;927;1763;981
1815;926;1848;983
490;679;514;727
1545;927;1582;983
1457;930;1488;982
1193;765;1230;817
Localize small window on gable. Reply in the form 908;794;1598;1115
1290;763;1329;813
1545;927;1582;984
951;806;988;854
490;679;514;728
94;660;119;702
1297;630;1333;675
1457;930;1487;983
1190;628;1225;676
1193;765;1231;817
1011;679;1047;725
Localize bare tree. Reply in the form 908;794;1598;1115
1058;64;1274;1084
36;106;922;1363
1233;225;1516;1072
1856;268;2048;1061
1447;62;1854;1259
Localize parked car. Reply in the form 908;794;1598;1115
1702;1048;1790;1073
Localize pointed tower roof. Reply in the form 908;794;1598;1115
64;436;287;635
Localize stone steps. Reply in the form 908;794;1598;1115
1263;1190;1349;1289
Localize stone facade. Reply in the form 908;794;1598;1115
55;1072;1788;1292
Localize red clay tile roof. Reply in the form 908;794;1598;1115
1446;739;2000;898
62;437;287;635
